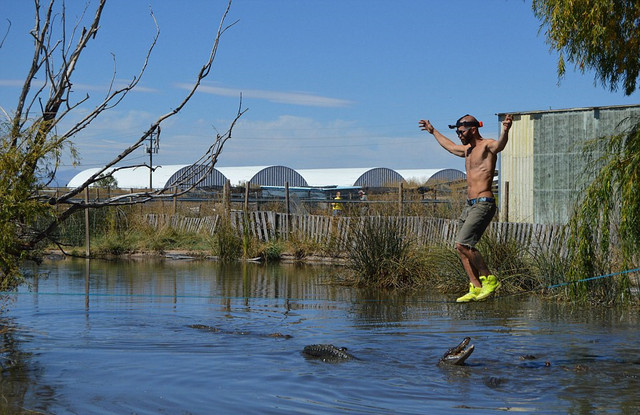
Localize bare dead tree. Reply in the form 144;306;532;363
0;0;245;277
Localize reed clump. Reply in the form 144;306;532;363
213;221;243;262
258;240;285;262
346;217;425;289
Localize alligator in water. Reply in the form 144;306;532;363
439;337;475;366
301;338;475;364
187;324;292;339
301;344;357;362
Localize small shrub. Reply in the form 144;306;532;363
347;217;423;288
92;232;136;256
214;222;242;262
260;240;284;262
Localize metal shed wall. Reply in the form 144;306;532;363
499;105;640;224
498;113;535;223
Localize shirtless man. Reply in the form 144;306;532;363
419;114;513;302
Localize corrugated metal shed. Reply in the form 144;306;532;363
498;104;640;224
499;113;535;222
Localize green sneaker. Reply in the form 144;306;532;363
456;283;482;303
476;275;501;301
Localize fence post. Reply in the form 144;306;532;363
84;187;90;257
285;182;291;239
172;186;177;215
504;181;510;222
398;182;404;216
285;182;290;216
223;179;231;217
244;184;249;212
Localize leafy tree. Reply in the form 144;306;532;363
532;0;640;95
0;0;245;287
533;0;640;303
566;122;640;303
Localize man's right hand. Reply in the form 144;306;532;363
419;119;434;134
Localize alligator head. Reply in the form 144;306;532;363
439;337;474;365
302;344;356;361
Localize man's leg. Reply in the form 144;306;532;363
460;244;501;301
456;243;482;288
455;242;500;302
454;202;499;302
457;244;490;282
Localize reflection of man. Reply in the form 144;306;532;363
332;191;343;216
418;114;513;302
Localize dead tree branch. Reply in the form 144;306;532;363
3;0;245;253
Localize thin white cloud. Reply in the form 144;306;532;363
0;80;26;87
0;79;158;93
178;83;354;108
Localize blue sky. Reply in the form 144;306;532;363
2;0;639;185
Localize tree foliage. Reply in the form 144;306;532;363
532;0;640;95
0;0;244;287
0;121;57;285
566;120;640;303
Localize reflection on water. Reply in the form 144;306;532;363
1;258;639;414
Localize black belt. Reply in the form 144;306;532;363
467;197;495;206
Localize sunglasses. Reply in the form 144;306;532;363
456;128;469;136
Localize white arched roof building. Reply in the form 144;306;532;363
66;165;189;189
66;165;465;189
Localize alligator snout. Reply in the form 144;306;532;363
439;337;475;365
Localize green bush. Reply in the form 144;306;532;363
92;232;137;256
347;217;423;288
214;222;242;262
260;240;284;262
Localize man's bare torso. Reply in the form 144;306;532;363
464;138;497;200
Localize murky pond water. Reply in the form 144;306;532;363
1;258;639;414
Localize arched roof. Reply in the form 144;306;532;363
67;165;188;189
424;168;466;185
249;165;308;186
165;165;227;189
354;167;404;187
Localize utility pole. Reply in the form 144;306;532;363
147;126;160;189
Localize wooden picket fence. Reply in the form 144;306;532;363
144;211;570;255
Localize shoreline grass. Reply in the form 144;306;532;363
49;206;639;306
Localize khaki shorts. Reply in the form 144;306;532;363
455;201;496;248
